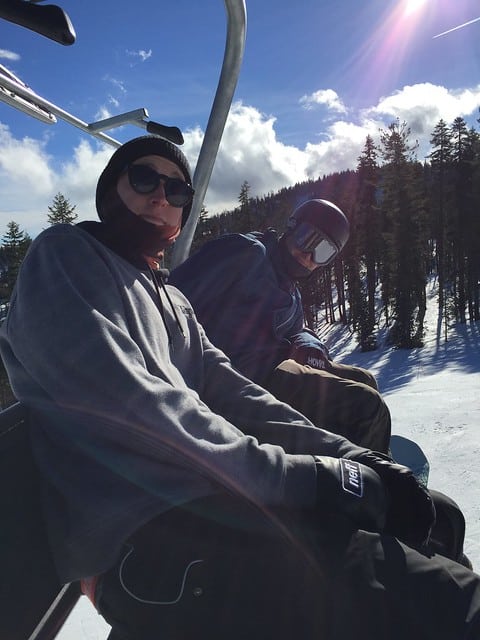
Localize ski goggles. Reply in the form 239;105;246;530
127;164;194;208
291;221;339;265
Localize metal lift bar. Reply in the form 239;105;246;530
0;73;184;146
0;71;121;148
89;108;185;145
0;63;57;124
171;0;247;267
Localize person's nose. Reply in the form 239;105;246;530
149;179;168;204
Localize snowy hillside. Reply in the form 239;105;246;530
325;281;480;568
57;281;480;639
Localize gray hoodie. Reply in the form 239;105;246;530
0;224;354;583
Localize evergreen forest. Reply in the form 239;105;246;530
182;117;480;352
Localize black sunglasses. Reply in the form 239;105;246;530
127;164;194;208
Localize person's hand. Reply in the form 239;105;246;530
313;456;388;532
344;450;436;548
291;345;328;370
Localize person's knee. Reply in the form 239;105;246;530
348;385;391;451
325;360;379;390
367;388;391;433
348;366;379;390
360;369;379;390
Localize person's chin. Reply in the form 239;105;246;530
297;255;315;270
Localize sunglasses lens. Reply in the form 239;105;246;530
128;165;159;194
128;165;194;207
164;179;194;207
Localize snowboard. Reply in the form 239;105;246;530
389;435;430;487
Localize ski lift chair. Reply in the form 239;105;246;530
0;402;81;640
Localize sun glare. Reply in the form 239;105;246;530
404;0;428;17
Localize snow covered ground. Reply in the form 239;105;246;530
57;283;480;639
326;290;480;569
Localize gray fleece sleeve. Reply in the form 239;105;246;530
196;322;357;457
1;226;319;510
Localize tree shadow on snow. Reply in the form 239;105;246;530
326;307;480;396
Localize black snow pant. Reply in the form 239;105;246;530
428;489;469;566
95;495;480;640
264;360;468;567
265;359;392;453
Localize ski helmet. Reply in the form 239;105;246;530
285;199;350;266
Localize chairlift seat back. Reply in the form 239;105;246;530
0;403;80;640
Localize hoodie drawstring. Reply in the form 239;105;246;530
148;266;185;344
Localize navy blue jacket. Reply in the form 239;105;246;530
169;231;326;386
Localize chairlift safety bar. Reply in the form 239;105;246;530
0;70;120;147
172;0;246;265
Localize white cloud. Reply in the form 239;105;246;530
104;76;127;94
200;102;308;212
57;139;114;210
196;82;480;212
299;89;347;114
138;50;152;62
1;82;480;237
0;50;20;62
368;83;480;134
0;125;54;235
92;80;127;129
0;127;115;237
108;95;120;109
126;49;153;63
363;82;480;158
304;120;379;177
188;101;372;214
93;106;113;121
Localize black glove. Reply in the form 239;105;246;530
291;345;328;370
344;450;436;548
314;456;388;532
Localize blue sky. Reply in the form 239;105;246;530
0;0;479;237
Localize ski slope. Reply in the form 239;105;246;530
57;284;480;639
326;285;480;568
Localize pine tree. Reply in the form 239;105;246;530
470;122;480;321
429;119;454;334
189;207;213;254
378;120;428;348
0;221;31;407
348;135;380;350
0;221;32;297
47;192;78;225
447;119;480;323
238;181;252;231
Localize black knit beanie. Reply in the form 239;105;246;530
96;135;193;227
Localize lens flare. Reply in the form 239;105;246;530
405;0;427;16
405;0;428;17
